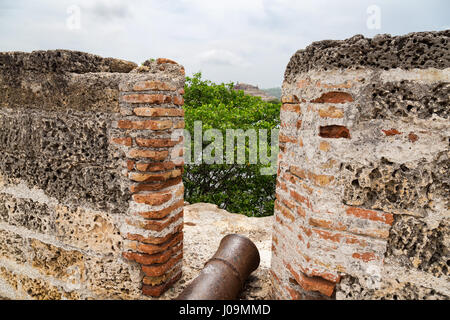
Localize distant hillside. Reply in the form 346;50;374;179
261;87;281;100
234;83;279;102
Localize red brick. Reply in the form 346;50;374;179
290;166;306;179
349;227;390;240
271;270;281;284
281;198;296;211
142;272;182;297
173;96;184;106
279;133;297;144
123;244;179;265
143;264;181;287
285;263;335;297
281;104;301;113
135;232;183;255
408;132;419;143
272;234;278;246
297;206;306;218
352;252;377;263
173;121;185;129
136;199;184;220
133;80;176;92
285;284;302;300
127;224;183;246
130;210;183;232
118;120;173;130
307;172;334;187
111;137;132;146
312;228;342;243
121;94;172;104
136;136;183;148
382;129;402;136
275;201;295;222
281;95;300;104
130;169;182;183
133;190;173;206
157;58;178;65
345;235;367;247
128;149;169;160
142;251;183;277
135;162;177;172
319;125;351;139
346;207;394;225
130;177;182;193
309;218;346;231
127;160;135;171
290;189;312;210
300;267;341;284
134;107;184;117
311;92;353;104
282;172;302;186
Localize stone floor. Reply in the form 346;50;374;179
163;203;274;300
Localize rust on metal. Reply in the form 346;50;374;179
176;234;260;300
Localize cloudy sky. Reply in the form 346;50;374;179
0;0;448;87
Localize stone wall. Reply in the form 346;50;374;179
0;50;185;299
271;31;449;300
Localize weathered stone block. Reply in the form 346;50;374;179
0;230;29;264
30;239;85;283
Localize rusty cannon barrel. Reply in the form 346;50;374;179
176;234;260;300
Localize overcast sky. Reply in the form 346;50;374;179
0;0;448;88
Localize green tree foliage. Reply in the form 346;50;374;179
183;73;280;217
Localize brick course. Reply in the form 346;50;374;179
119;59;185;297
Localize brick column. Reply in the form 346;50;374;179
114;59;185;297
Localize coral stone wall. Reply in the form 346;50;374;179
271;31;449;300
0;50;185;299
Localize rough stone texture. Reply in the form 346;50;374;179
341;154;448;217
0;50;137;74
0;230;29;264
336;275;448;300
0;50;137;113
162;203;273;300
359;81;449;120
0;50;185;300
386;216;449;277
0;109;129;213
273;31;449;300
285;30;450;83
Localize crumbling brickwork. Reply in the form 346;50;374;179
272;31;449;300
0;50;185;299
